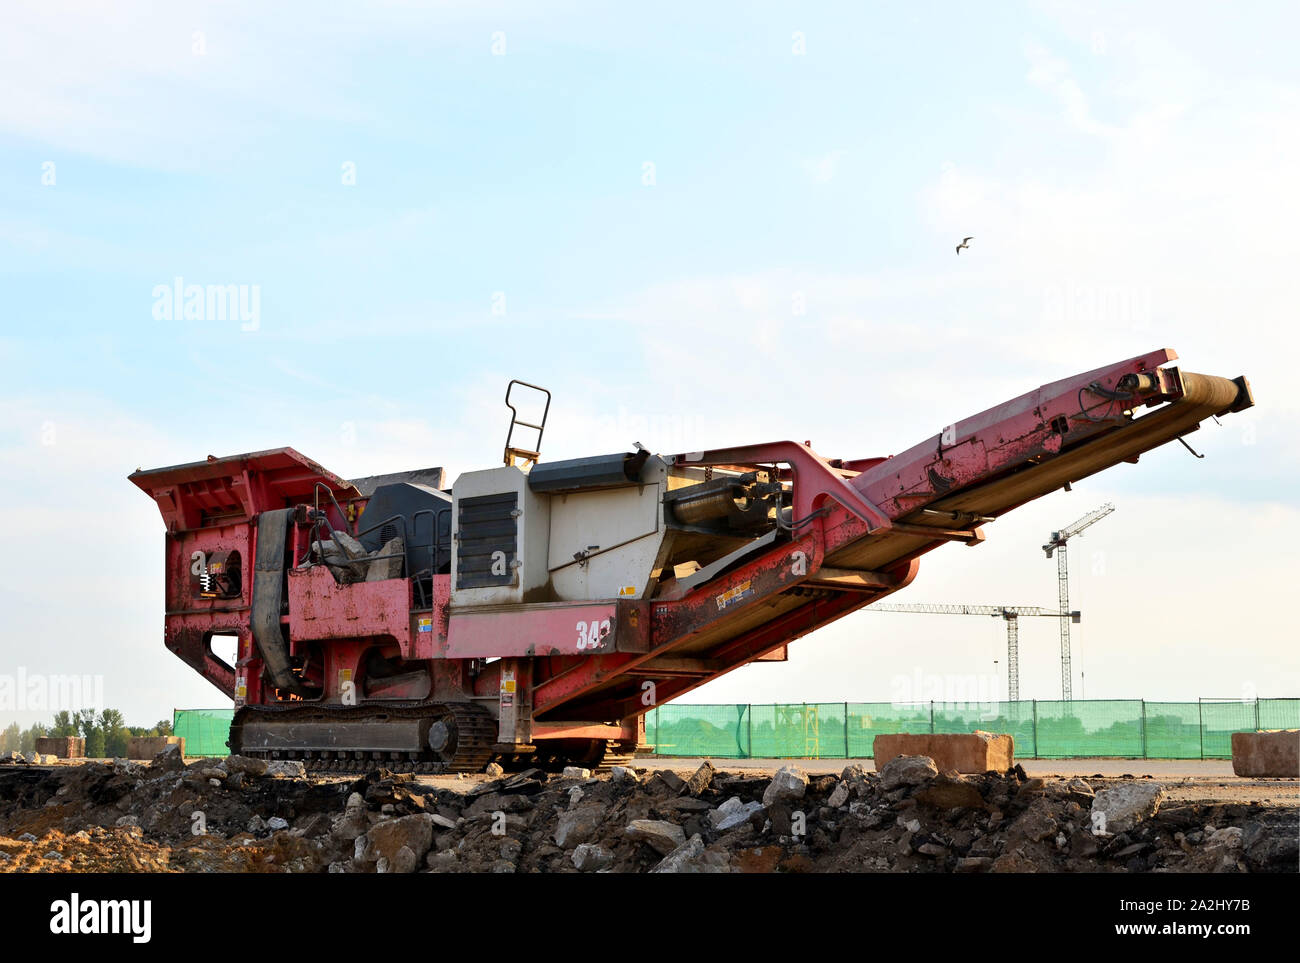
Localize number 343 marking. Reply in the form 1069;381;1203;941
576;619;612;650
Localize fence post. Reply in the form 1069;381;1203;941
929;701;935;734
1032;700;1038;760
1255;697;1260;732
746;704;752;760
1198;698;1205;760
1141;700;1147;759
843;702;849;760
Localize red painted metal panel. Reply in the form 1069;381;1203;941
851;349;1180;517
410;575;451;660
129;447;358;532
445;600;625;659
530;721;639;740
287;566;413;651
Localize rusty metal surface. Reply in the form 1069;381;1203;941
287;565;412;650
443;599;649;659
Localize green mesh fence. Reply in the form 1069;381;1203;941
1033;699;1145;758
647;703;750;758
175;700;1296;760
1199;700;1259;760
1259;698;1300;730
647;699;1296;759
173;708;234;757
847;703;933;757
1143;702;1203;759
934;701;1038;757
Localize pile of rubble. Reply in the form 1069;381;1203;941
0;749;1294;873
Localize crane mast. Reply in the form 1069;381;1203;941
1043;503;1115;700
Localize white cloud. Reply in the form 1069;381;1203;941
1024;39;1118;137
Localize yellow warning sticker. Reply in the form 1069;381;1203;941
617;585;637;597
715;579;754;611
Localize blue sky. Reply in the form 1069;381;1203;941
1;1;1296;727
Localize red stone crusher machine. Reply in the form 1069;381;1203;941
130;350;1252;772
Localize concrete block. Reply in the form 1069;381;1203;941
872;731;1013;774
34;736;84;759
1231;730;1300;777
128;736;185;759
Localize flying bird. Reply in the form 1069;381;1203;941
956;236;973;254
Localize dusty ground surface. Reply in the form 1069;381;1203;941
642;759;1298;807
1;752;1295;874
649;757;1245;778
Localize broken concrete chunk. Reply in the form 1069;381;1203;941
264;760;306;778
572;842;615;872
390;844;420;874
555;806;605;849
714;800;765;832
651;833;733;873
331;530;368;559
1091;783;1164;835
915;775;986;810
364;813;436;866
224;754;270;777
651;770;686;794
427;850;459;872
684;761;715;795
878;754;939;790
762;765;808;807
625;819;686;855
709;796;744;827
366;536;405;582
611;766;640;785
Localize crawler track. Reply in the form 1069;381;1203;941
228;702;638;775
229;701;497;775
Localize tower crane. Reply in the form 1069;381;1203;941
869;603;1079;701
1043;503;1115;701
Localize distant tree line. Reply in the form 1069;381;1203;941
0;710;173;757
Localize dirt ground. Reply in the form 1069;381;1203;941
640;758;1298;807
647;757;1243;777
1;750;1295;874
